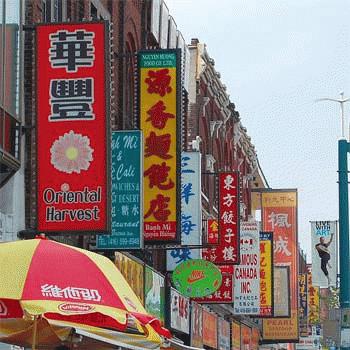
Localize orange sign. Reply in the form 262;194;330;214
203;310;218;349
251;328;260;350
241;325;251;350
231;321;241;350
261;190;299;342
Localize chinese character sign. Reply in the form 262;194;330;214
167;152;202;270
191;302;203;348
202;172;240;264
299;273;308;337
139;50;181;242
36;23;109;233
169;288;190;334
218;318;230;350
261;190;298;342
311;221;337;288
208;219;219;244
307;265;320;325
97;131;142;249
259;232;273;316
234;221;260;315
202;310;218;349
231;321;241;350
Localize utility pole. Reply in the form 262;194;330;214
316;92;350;350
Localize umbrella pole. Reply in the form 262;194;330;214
32;315;38;350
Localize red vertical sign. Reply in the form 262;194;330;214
36;23;109;233
203;172;240;264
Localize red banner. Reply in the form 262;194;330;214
203;172;240;264
36;22;109;233
208;219;219;244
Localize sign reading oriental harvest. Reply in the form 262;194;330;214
36;22;110;233
139;50;181;242
261;190;298;342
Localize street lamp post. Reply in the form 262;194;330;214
317;92;350;350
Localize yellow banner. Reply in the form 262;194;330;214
260;232;273;316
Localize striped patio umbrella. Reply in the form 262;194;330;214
0;237;170;349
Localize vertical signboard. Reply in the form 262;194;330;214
144;266;165;324
251;328;260;350
273;266;291;317
203;310;218;349
311;221;337;287
234;221;260;315
320;288;329;321
191;302;203;348
169;288;190;334
203;172;240;264
139;49;181;242
218;318;231;350
241;325;251;350
232;321;241;350
36;22;110;233
208;219;219;244
114;252;144;304
167;152;202;270
299;273;308;337
307;265;320;325
260;231;273;316
97;131;142;249
261;190;298;342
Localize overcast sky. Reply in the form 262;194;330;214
166;0;350;260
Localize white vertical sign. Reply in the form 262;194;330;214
167;152;202;271
233;221;260;315
311;221;337;287
170;288;190;334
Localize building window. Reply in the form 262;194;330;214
43;0;66;23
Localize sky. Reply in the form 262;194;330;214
166;0;350;260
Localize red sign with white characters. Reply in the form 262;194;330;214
192;274;233;303
36;23;109;233
202;172;240;264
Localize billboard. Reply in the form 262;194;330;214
311;221;337;287
97;131;142;249
167;152;202;270
261;190;299;342
232;321;241;350
203;310;218;349
260;231;273;316
234;221;260;315
36;22;110;234
169;288;190;334
114;252;144;304
139;49;181;242
203;172;240;264
144;266;165;324
191;302;203;348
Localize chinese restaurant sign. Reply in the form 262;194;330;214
167;152;202;270
169;288;190;334
36;22;110;233
299;273;308;337
208;219;219;244
191;302;203;348
234;221;260;315
203;172;240;264
261;190;299;342
218;318;230;350
260;231;273;316
144;266;165;324
202;310;218;349
97;131;142;249
139;50;181;242
231;321;241;350
307;265;320;325
172;259;222;297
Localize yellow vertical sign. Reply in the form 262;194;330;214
260;232;273;316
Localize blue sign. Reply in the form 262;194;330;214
97;131;143;249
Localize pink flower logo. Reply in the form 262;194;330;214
50;130;94;174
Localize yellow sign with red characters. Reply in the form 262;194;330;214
139;50;180;242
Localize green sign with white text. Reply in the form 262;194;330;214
172;259;222;297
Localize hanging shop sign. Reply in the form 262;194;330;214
307;265;320;325
218;318;230;350
233;221;260;315
172;259;222;297
299;273;308;337
139;49;181;242
261;190;299;342
208;219;219;244
202;310;218;349
259;231;273;316
231;321;241;350
311;220;337;288
144;266;165;324
97;131;142;249
169;288;190;334
115;252;144;304
251;328;260;350
241;325;251;350
167;152;202;270
202;172;240;264
193;274;233;303
36;22;110;234
273;266;290;317
191;302;203;348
